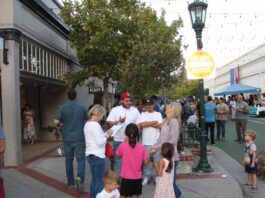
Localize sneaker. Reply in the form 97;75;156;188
244;183;252;188
57;147;63;156
251;187;257;193
142;177;148;186
76;177;84;193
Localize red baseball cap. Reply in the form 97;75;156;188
120;92;131;100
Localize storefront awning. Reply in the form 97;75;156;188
214;83;261;96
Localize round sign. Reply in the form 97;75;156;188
187;51;215;79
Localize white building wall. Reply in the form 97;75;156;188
12;0;78;61
205;43;265;97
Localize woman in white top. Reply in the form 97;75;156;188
84;104;112;198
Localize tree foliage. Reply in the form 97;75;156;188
60;0;144;106
167;70;200;99
60;0;184;105
119;9;184;100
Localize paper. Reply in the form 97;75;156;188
110;123;126;137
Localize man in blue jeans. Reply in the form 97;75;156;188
204;96;217;144
54;89;87;193
107;92;140;176
137;98;162;185
216;98;229;141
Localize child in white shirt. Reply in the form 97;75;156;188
187;111;198;126
96;170;120;198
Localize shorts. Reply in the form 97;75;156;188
120;178;142;196
245;164;257;174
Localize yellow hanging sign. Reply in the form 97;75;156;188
187;51;215;79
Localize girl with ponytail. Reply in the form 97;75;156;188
116;123;148;198
154;142;175;198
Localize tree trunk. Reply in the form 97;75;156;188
103;78;109;109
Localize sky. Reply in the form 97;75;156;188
141;0;265;68
59;0;265;68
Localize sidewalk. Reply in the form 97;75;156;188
211;146;265;198
2;145;245;198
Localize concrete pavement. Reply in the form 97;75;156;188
212;146;265;198
215;119;265;164
2;144;245;198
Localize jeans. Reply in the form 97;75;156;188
143;145;160;179
174;161;182;198
216;120;226;138
205;122;215;144
235;119;247;141
63;142;86;186
87;155;105;198
113;141;122;175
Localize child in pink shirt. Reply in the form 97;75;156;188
116;123;148;198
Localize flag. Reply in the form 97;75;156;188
230;65;240;84
230;68;235;84
235;65;240;83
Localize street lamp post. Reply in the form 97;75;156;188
188;0;213;173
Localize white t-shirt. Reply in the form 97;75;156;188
84;121;107;158
187;115;198;125
96;188;120;198
250;144;257;152
137;111;163;145
107;105;140;142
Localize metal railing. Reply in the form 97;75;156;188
180;124;200;147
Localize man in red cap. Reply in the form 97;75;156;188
107;91;140;175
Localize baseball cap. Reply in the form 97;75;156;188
143;98;154;105
120;92;131;100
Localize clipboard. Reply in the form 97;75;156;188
110;123;126;137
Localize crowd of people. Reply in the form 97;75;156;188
53;87;261;197
181;94;251;144
181;94;258;193
54;89;183;198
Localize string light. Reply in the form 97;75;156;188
142;0;265;67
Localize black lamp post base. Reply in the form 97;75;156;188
195;160;213;173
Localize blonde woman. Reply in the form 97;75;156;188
84;104;112;198
151;102;182;198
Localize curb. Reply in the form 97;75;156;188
211;146;265;198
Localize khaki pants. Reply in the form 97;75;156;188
235;119;247;141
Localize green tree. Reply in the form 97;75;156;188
168;70;200;99
60;0;144;107
119;9;184;100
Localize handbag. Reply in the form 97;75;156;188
105;142;114;158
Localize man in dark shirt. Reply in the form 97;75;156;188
151;95;161;113
54;89;87;192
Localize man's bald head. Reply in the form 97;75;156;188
237;95;243;102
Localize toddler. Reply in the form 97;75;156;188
96;170;120;198
154;142;175;198
243;130;258;193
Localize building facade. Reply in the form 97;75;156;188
0;0;115;166
205;43;265;97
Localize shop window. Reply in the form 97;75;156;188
20;39;68;80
